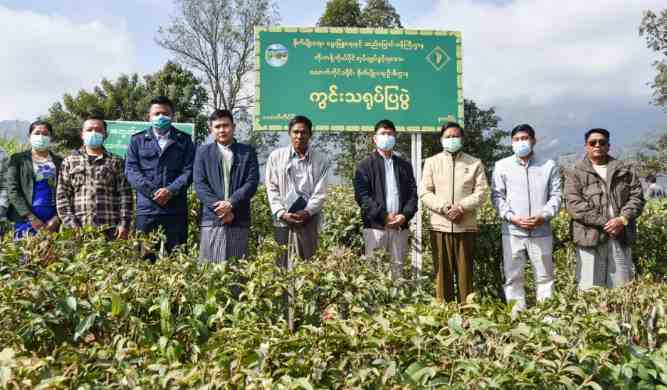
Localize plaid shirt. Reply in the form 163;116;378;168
56;148;132;229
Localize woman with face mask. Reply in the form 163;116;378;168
6;121;63;239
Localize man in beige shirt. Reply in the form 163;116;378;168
421;122;489;302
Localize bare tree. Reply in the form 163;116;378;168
156;0;278;111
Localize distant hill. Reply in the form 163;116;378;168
0;120;30;141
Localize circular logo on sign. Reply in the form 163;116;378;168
265;44;288;67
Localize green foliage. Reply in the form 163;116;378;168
318;0;402;28
156;0;281;153
316;1;509;182
636;131;667;177
360;0;402;28
0;138;28;156
640;7;667;108
322;99;511;183
394;99;512;179
2;188;667;387
316;0;405;182
634;199;667;279
157;0;278;112
318;0;363;27
42;62;208;147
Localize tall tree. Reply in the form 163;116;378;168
460;99;512;171
318;0;362;27
636;132;667;177
156;0;280;155
317;0;405;182
43;63;208;148
360;0;402;28
394;99;511;176
144;61;209;142
44;74;148;148
157;0;277;111
640;8;667;109
144;62;208;123
637;8;667;177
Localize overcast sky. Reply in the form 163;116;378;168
0;0;665;156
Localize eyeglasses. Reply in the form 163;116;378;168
587;139;608;147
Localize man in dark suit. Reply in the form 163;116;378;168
125;96;195;254
193;109;259;262
353;119;418;280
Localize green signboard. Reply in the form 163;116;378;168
254;27;462;132
104;121;194;158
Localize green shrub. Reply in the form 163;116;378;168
1;188;666;388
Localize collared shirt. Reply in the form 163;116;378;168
289;146;313;196
56;148;133;229
217;142;234;200
380;150;400;214
153;128;171;150
265;145;330;226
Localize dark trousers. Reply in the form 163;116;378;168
431;231;475;303
136;214;188;253
274;216;320;266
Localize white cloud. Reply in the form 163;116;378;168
0;6;137;121
411;0;664;106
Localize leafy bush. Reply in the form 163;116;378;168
1;188;666;388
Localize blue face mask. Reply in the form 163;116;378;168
152;115;172;133
375;134;396;151
512;140;532;158
83;131;105;148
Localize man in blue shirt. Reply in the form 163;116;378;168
125;96;195;255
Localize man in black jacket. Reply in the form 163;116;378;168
193;109;259;262
353;119;418;280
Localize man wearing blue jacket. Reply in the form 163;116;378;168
125;96;195;254
492;124;561;314
193;109;259;262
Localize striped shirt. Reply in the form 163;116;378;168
56;148;133;229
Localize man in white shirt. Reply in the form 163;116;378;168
265;115;330;261
353;119;419;280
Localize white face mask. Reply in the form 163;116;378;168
375;134;396;151
30;134;51;151
441;137;463;153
